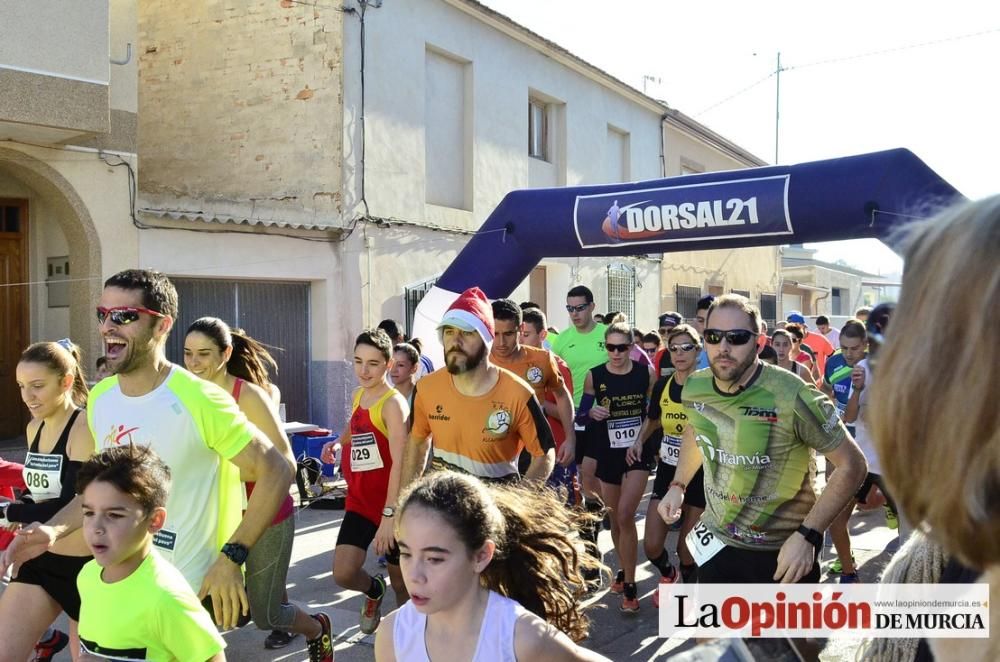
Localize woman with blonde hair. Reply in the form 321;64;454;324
867;194;1000;661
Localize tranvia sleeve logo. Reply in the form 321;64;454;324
573;175;792;249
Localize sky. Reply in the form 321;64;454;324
479;0;1000;275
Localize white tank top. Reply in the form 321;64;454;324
393;590;527;662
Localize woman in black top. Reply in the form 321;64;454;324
577;323;655;613
1;341;94;662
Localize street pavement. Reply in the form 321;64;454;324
0;439;901;661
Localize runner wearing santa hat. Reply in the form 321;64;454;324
398;287;556;489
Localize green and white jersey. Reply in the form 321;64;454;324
682;362;848;550
88;366;253;590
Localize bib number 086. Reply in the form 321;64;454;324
25;472;50;489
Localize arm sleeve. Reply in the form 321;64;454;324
574;392;595;426
793;383;848;454
521;397;555;456
5;460;81;524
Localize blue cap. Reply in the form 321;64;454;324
786;311;806;324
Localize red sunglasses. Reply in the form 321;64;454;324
96;306;165;326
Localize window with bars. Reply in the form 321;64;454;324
607;263;636;324
759;293;777;329
405;276;439;335
676;285;702;320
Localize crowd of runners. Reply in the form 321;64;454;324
0;194;997;661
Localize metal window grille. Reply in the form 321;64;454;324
405;277;439;335
831;287;843;316
606;263;636;324
675;285;701;320
759;293;777;329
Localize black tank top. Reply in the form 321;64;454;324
26;408;83;500
589;362;649;449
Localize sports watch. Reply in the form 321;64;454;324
221;542;250;566
796;525;823;547
381;506;396;518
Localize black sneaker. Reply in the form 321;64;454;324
264;629;297;649
307;613;334;662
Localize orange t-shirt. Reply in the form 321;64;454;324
411;368;555;481
491;345;564;403
545;355;574;449
802;331;835;375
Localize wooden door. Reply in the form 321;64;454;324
528;266;547;313
0;199;29;439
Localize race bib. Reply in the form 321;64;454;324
153;528;177;563
607;416;641;449
685;519;727;566
349;432;385;472
22;452;63;501
660;434;682;466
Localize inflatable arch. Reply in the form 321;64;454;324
413;148;962;365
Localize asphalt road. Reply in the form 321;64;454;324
0;439;900;661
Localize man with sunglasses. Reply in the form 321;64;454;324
0;272;320;652
550;286;610;579
658;294;867;586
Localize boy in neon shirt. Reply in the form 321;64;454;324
76;444;225;661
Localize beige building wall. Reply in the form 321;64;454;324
138;1;345;228
659;122;779;319
0;2;139;373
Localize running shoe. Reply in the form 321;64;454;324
610;569;625;594
306;613;334;662
885;506;899;530
360;574;387;635
620;595;640;613
828;555;855;575
840;572;860;584
652;568;680;608
32;630;69;662
264;629;296;649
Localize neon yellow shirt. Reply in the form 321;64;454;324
88;366;252;590
77;550;225;661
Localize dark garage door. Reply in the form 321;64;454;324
166;278;311;423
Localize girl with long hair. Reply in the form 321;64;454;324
375;471;609;661
184;318;329;655
0;341;93;661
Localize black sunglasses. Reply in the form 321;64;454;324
703;329;758;346
565;303;590;313
605;343;631;353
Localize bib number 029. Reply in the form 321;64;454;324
351;447;371;462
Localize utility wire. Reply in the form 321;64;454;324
694;26;1000;117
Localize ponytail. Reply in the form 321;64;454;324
397;472;602;642
406;336;423;355
20;340;89;407
228;329;279;388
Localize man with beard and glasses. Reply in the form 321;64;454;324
0;271;320;657
657;294;867;585
399;288;555;491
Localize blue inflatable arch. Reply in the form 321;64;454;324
413;148;962;363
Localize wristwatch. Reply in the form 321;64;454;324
796;525;823;547
221;542;250;566
381;506;396;518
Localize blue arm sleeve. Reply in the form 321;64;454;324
575;393;595;427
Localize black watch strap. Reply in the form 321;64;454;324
797;525;823;547
221;542;249;566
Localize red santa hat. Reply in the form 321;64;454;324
436;287;495;348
